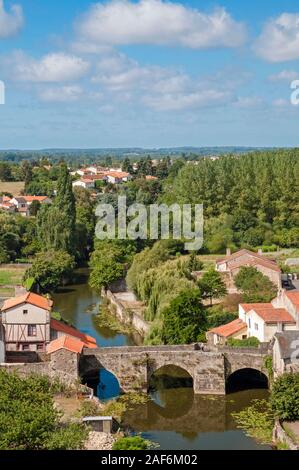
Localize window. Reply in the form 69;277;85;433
37;344;44;352
23;309;28;315
22;344;30;351
242;335;247;340
254;323;259;331
28;324;37;337
248;318;251;328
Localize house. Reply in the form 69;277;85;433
0;196;16;214
22;196;52;206
216;249;281;289
145;175;158;181
0;292;97;353
47;334;95;355
9;195;51;217
272;331;299;377
206;318;247;346
239;303;296;343
207;290;299;345
73;178;95;190
1;292;53;352
10;196;30;217
50;318;97;348
104;170;131;184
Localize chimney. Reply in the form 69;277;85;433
226;248;231;256
258;248;263;255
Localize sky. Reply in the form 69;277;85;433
1;0;299;149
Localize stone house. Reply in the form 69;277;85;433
0;292;97;353
206;318;247;346
272;331;299;377
216;249;281;289
1;292;53;352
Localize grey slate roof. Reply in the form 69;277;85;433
274;331;299;360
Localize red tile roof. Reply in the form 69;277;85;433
285;291;299;311
209;318;247;338
1;292;53;312
216;249;279;271
47;335;85;355
230;257;281;273
22;196;49;202
240;303;273;313
250;306;295;324
50;319;97;348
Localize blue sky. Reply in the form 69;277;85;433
0;0;299;149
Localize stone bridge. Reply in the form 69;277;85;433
80;344;270;395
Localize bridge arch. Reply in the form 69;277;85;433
226;367;268;393
148;363;194;391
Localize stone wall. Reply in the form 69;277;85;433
103;288;151;337
273;420;299;450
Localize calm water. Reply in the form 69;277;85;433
53;270;271;450
53;269;136;347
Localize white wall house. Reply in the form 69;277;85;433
72;178;95;189
208;291;299;345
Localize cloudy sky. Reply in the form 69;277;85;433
0;0;299;148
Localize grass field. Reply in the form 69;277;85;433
0;267;26;286
0;287;15;297
0;181;25;195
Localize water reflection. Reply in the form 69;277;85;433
123;388;271;450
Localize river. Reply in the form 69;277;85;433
53;269;271;450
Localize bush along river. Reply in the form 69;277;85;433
53;269;271;450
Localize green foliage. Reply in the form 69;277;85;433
89;239;134;290
234;266;277;302
198;269;228;306
75;400;102;418
37;164;76;255
162;150;299;249
113;436;149;450
227;336;260;348
207;309;238;330
0;371;87;450
24;249;75;292
264;356;274;383
232;399;274;444
161;288;206;345
271;373;299;421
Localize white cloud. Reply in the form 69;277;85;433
0;0;23;38
39;85;83;102
76;0;246;49
272;98;289;107
233;96;263;108
4;51;90;82
143;88;232;111
269;70;299;81
255;13;299;62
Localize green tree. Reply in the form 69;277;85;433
234;266;277;302
89;240;135;290
161;288;206;344
24;249;75;292
0;370;87;450
271;373;299;421
29;200;41;216
113;436;149;450
0;162;13;181
198;269;227;306
37;164;76;255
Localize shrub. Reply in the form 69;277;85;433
227;337;260;348
271;373;299;421
113;436;149;450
